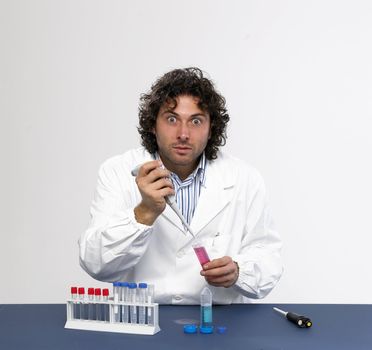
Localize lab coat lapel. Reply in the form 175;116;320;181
190;161;234;235
161;203;186;234
160;157;235;236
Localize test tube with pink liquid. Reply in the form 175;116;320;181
192;242;210;266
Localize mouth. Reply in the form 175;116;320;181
173;145;192;154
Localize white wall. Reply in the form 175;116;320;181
1;0;371;304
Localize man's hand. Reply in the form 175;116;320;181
134;160;175;225
200;256;239;288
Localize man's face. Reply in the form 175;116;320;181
154;94;211;179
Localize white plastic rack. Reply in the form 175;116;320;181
65;299;160;335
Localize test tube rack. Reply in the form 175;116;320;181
65;299;160;335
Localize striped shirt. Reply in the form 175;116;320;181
155;152;207;225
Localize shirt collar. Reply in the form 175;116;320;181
153;152;207;186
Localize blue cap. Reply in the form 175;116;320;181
139;283;147;288
183;324;198;334
199;326;214;334
113;282;120;287
128;283;137;288
120;282;129;287
217;326;227;334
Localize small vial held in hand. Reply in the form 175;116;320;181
192;242;210;266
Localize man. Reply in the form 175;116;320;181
79;67;283;304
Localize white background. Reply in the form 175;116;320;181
1;0;371;304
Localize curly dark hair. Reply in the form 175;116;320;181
138;67;230;160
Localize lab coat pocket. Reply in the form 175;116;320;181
209;231;232;258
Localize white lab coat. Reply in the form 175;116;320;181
79;147;283;304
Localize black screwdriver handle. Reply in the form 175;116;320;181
287;312;312;328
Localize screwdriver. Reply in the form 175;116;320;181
273;307;312;328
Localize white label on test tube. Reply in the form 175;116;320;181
138;283;147;324
128;283;137;324
147;284;155;326
113;282;120;322
121;282;129;323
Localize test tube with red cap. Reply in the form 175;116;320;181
192;241;211;266
102;288;109;322
88;288;95;320
71;287;78;319
78;287;85;319
94;288;102;321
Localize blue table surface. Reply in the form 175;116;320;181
1;303;371;350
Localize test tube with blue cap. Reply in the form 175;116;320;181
200;287;213;333
113;282;121;322
128;283;138;323
147;284;155;325
121;282;129;323
138;283;147;324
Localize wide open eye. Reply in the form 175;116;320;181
167;115;177;124
191;118;202;125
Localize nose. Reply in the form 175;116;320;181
177;122;190;141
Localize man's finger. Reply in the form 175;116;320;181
203;256;232;270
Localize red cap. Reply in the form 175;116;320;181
71;287;77;294
94;288;101;296
88;288;94;295
78;287;85;295
102;288;109;296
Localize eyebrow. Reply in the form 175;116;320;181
161;110;208;118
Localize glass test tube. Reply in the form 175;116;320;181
94;288;101;321
128;283;137;324
102;288;109;322
113;282;120;322
121;282;129;323
88;288;95;320
71;287;78;319
200;287;213;329
78;287;85;320
147;284;155;326
192;241;211;266
138;283;147;324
